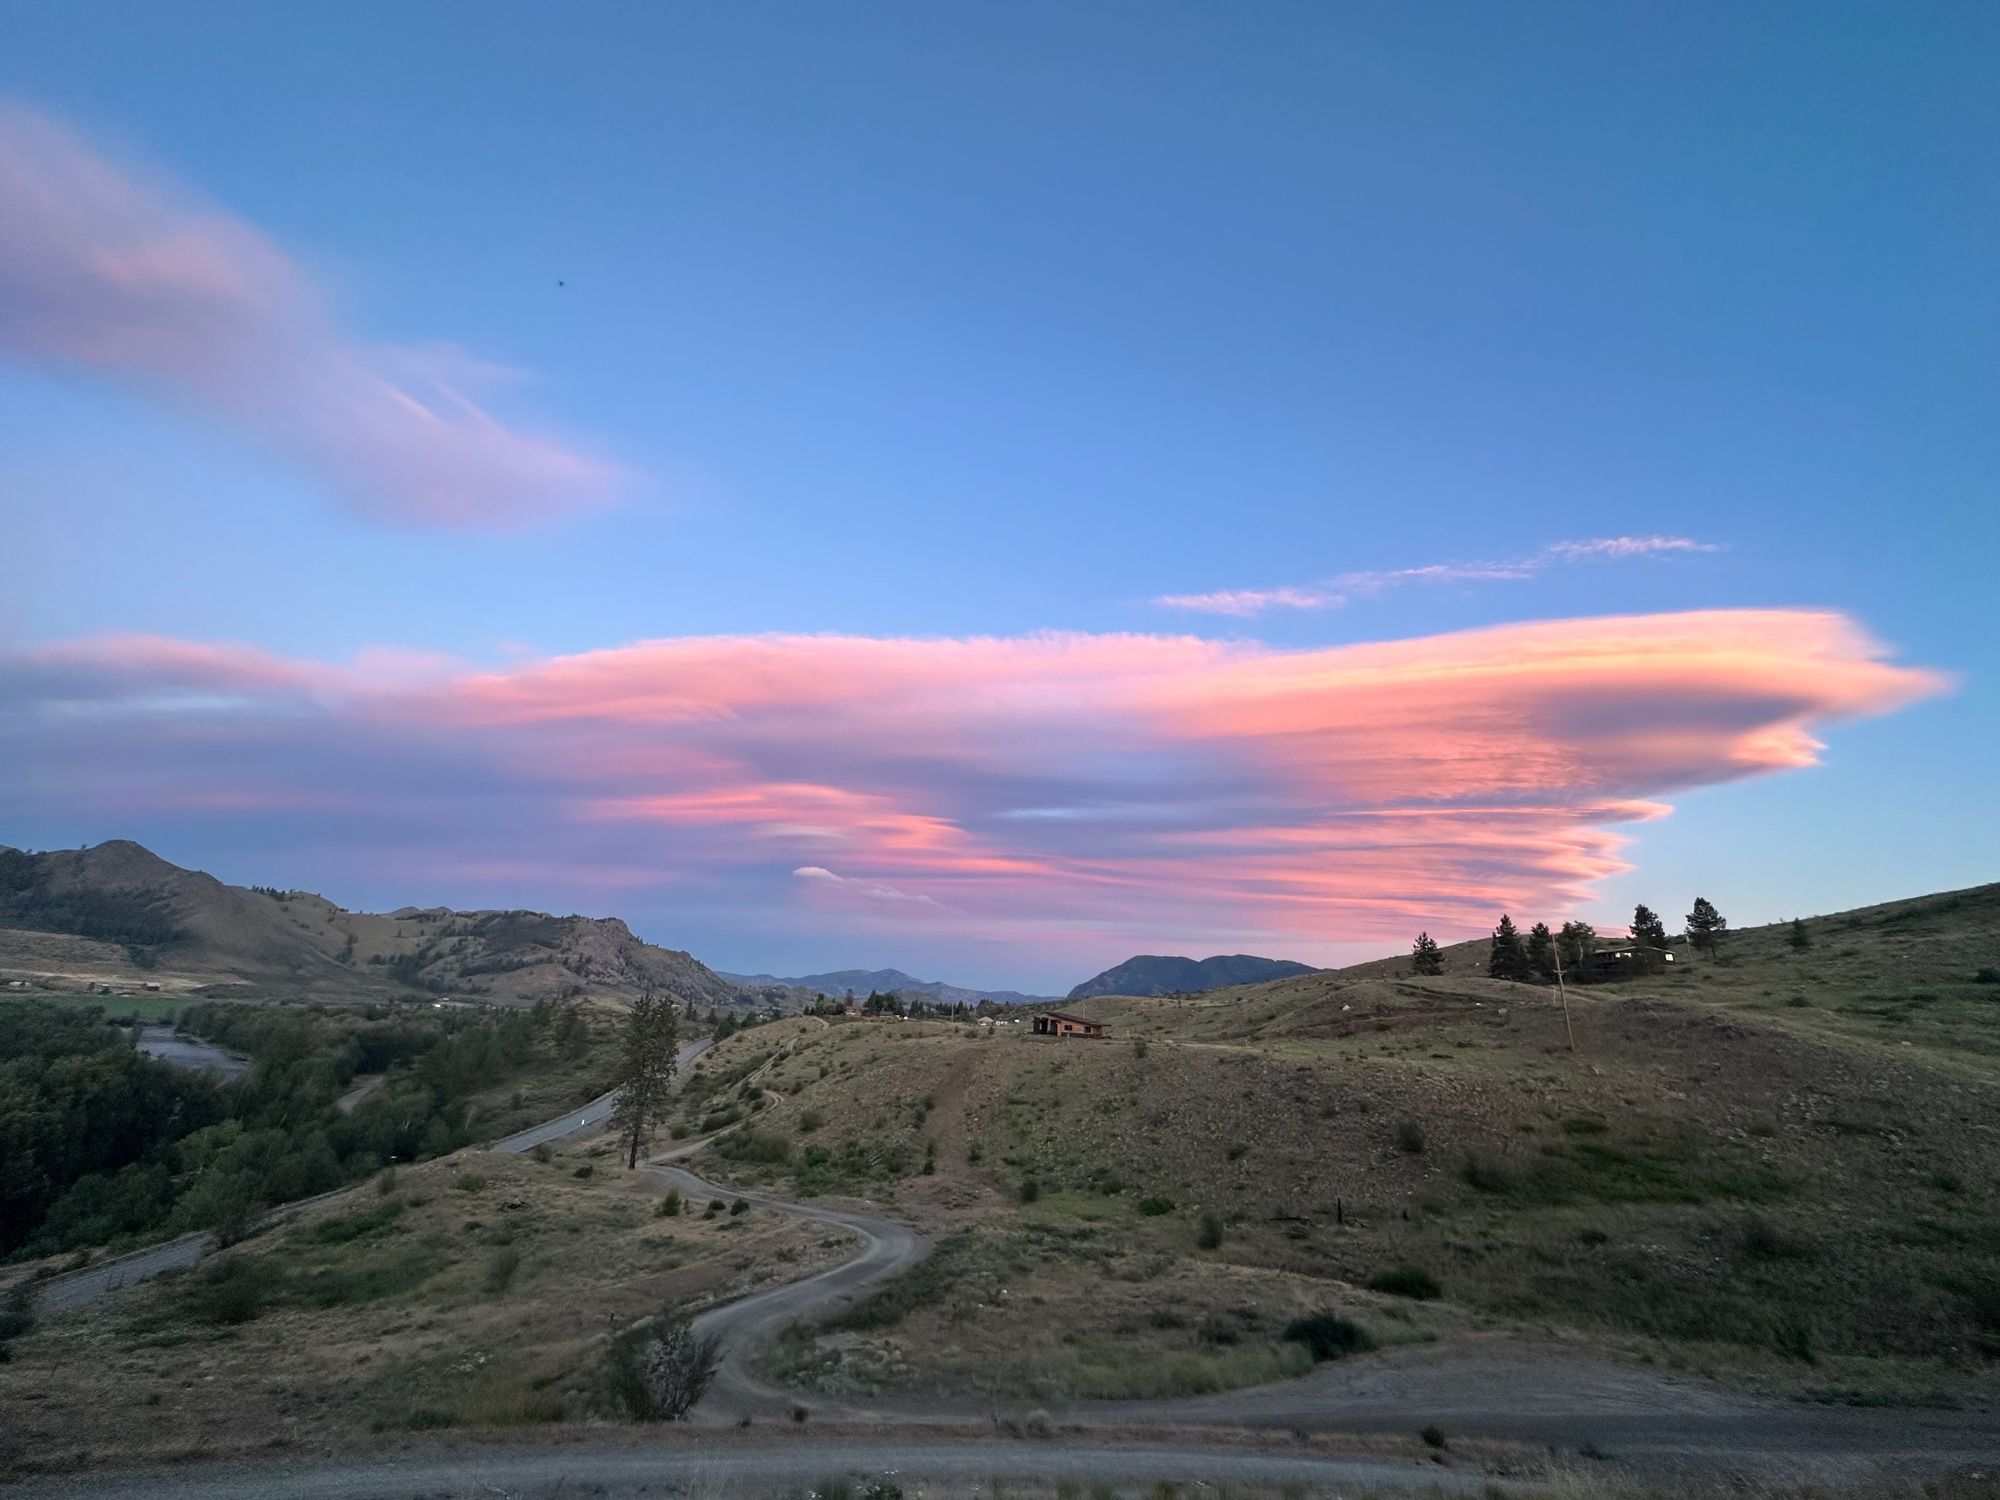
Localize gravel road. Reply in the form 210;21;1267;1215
650;1161;931;1421
648;1156;2000;1485
0;1437;1493;1499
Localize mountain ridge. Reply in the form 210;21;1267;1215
1066;952;1319;1000
717;966;1057;1007
0;840;759;1009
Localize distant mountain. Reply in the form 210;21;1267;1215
718;967;1056;1007
0;840;757;1010
1067;953;1319;1000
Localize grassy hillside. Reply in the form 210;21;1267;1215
0;1139;838;1476
694;889;2000;1406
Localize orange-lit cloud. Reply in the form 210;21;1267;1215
0;609;1946;957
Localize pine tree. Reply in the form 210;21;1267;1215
1488;915;1533;982
1411;931;1443;976
1685;896;1726;955
1526;921;1559;982
614;990;682;1171
1789;918;1811;951
1557;920;1596;978
1631;904;1670;973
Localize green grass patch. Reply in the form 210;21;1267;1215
13;992;187;1023
302;1201;406;1245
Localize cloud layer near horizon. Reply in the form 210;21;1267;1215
0;104;619;528
0;610;1946;960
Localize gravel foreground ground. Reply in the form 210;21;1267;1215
0;1436;1506;1500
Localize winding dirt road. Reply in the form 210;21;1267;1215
649;1154;2000;1485
15;1032;1998;1496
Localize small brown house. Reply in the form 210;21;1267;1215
1032;1010;1105;1039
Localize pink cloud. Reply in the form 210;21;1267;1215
0;104;620;529
0;610;1947;955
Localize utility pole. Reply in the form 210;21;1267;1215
1552;943;1577;1053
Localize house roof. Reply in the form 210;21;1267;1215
1039;1010;1102;1026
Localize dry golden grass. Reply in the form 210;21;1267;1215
689;897;2000;1408
0;1137;842;1477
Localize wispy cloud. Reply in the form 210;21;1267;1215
1155;535;1720;616
0;103;621;529
794;865;947;908
0;610;1943;959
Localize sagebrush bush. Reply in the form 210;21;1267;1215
1195;1211;1224;1250
1459;1155;1514;1193
484;1246;521;1295
1283;1311;1375;1361
1137;1195;1175;1216
186;1257;274;1325
1367;1265;1441;1300
601;1310;720;1420
1393;1119;1426;1154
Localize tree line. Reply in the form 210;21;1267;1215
1409;896;1732;984
0;997;585;1260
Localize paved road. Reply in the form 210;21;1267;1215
495;1037;712;1155
30;1180;356;1314
0;1438;1492;1499
29;1229;218;1314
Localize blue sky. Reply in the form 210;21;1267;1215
1;3;1992;989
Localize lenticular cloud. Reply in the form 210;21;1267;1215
0;104;619;528
0;610;1946;953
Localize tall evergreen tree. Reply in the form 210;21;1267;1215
1557;920;1596;977
1526;921;1559;982
1411;931;1443;976
1488;914;1533;982
1685;896;1726;955
613;990;681;1171
1631;904;1669;974
1789;918;1812;950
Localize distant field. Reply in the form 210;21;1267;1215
1;991;187;1023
